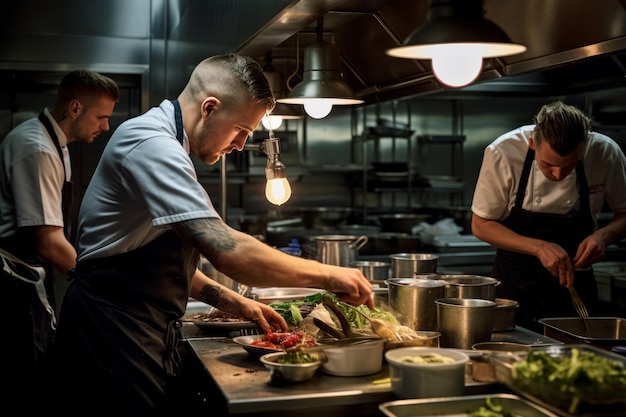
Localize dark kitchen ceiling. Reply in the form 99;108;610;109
232;0;626;103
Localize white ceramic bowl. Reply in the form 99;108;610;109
385;347;469;398
320;338;386;376
260;352;322;384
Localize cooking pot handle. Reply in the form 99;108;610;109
349;235;368;251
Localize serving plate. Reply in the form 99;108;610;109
251;287;324;304
182;317;259;330
379;393;559;417
232;335;282;356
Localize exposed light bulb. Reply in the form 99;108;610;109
261;114;283;130
303;99;333;119
265;178;291;205
430;44;485;87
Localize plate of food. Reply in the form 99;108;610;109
233;330;317;357
182;310;259;330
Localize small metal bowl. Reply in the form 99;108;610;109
471;341;529;353
260;352;322;384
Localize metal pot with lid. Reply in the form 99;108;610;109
313;235;368;267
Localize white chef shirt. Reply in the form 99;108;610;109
0;109;68;238
76;100;220;261
471;125;626;227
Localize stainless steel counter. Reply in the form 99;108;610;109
184;326;559;416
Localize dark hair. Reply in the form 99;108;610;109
198;53;276;112
56;68;120;107
532;101;591;156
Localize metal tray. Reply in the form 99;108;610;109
539;317;626;346
379;393;558;417
489;344;626;416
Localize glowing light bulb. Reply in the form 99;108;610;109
261;115;283;130
303;99;333;119
431;44;484;87
265;178;291;205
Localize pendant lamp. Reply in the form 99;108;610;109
278;19;363;119
262;64;303;130
386;0;526;88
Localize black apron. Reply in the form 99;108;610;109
51;100;199;415
0;112;66;410
492;148;598;333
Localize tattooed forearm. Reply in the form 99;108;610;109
172;218;237;256
198;284;230;310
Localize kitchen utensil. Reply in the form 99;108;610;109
387;277;446;331
349;260;390;281
312;317;345;339
319;337;386;376
385;347;469;399
539;317;626;348
371;286;390;311
493;298;519;332
285;336;381;354
390;253;438;277
384;331;440;351
489;344;626;416
250;287;323;304
260;351;322;384
379;393;560;417
313;235;368;266
436;297;496;349
339;225;379;254
568;286;589;318
339;301;401;342
439;274;500;301
232;335;281;356
471;341;529;353
321;295;353;338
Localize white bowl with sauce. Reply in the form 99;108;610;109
385;347;469;398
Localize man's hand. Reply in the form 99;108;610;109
572;234;606;269
237;298;289;332
535;241;574;287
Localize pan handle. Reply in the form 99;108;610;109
349;235;369;251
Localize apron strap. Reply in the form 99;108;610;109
0;248;57;330
37;112;68;179
515;148;535;209
38;111;74;239
171;100;184;144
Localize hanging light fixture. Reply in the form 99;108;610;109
262;54;303;129
261;65;303;130
278;18;363;119
386;0;527;88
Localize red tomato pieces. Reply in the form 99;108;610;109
250;329;316;350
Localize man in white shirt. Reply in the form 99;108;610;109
471;101;626;331
0;69;119;411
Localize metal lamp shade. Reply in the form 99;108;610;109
279;42;363;105
387;0;526;59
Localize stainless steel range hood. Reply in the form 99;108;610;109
1;0;625;106
235;0;626;103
